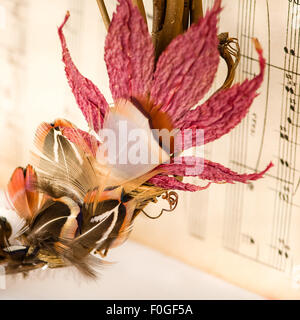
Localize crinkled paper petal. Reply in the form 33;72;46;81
178;39;265;145
58;13;109;132
150;0;221;121
156;157;273;184
104;0;155;101
147;175;211;192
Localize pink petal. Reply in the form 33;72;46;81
104;0;154;102
148;175;211;192
58;12;109;132
157;157;273;183
178;39;265;145
150;0;221;121
60;127;100;157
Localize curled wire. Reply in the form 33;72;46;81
216;32;241;92
142;191;179;220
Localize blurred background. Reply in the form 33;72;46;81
0;0;115;186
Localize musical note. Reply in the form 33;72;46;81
284;46;295;55
285;85;295;94
280;158;289;167
241;234;255;244
280;126;289;141
278;239;290;259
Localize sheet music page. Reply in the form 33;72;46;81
1;0;300;299
131;0;300;299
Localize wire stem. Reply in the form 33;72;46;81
96;0;110;31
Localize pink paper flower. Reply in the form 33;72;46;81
57;0;273;192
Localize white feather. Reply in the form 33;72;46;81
96;99;170;186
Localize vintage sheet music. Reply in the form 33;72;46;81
132;0;300;299
1;0;300;299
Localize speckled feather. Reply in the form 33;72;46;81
61;126;100;157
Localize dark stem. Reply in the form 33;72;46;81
190;0;203;24
182;0;190;31
152;0;166;58
153;0;185;61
